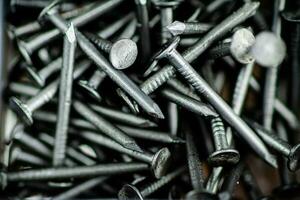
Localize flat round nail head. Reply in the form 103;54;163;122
78;80;102;102
151;147;172;178
250;31;286;67
110;39;138;70
230;28;255;64
118;184;143;200
208;149;240;166
9;97;33;125
155;37;180;60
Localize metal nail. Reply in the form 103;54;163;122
135;0;151;62
118;166;186;200
52;24;77;167
250;31;286;130
7;163;148;181
167;21;213;36
80;131;172;178
90;104;157;128
17;0;124;64
73;100;142;153
39;133;96;166
209;117;240;166
52;177;109;200
249;121;300;171
9;59;90;125
10;146;48;166
139;2;260;96
154;36;276;167
161;88;218;118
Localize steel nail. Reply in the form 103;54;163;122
138;2;260;96
135;0;151;62
39;133;96;166
10;146;48;166
185;124;205;192
117;125;185;144
52;177;109;200
118;166;186;200
90;104;157;128
7;163;148;182
250;31;286;130
154;36;276;167
73;100;143;153
17;0;124;64
9;59;91;125
166;21;213;36
52;23;77;167
161;88;218;118
80;131;172;178
209;117;240;166
249;121;300;172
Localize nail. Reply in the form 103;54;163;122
155;37;276;167
52;24;77;167
76;31;164;118
85;32;138;70
7;22;41;39
9;59;90;125
209;117;240;166
8;3;95;40
17;0;124;64
33;110;181;144
8;82;39;97
90;104;157;128
161;88;218;118
118;166;186;199
282;11;300;111
139;2;260;96
52;177;109;200
249;77;300;130
12;127;77;167
10;0;51;11
135;0;151;62
10;146;48;166
218;162;245;200
250;32;286;130
166;21;213;36
167;78;201;100
25;52;81;88
7;163;148;181
39;133;96;166
80;131;171;178
117;125;185;144
73;100;142;153
78;70;106;101
168;102;179;136
249;121;300;171
185;125;205;192
43;10;164;119
153;0;182;44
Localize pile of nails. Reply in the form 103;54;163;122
1;0;300;199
